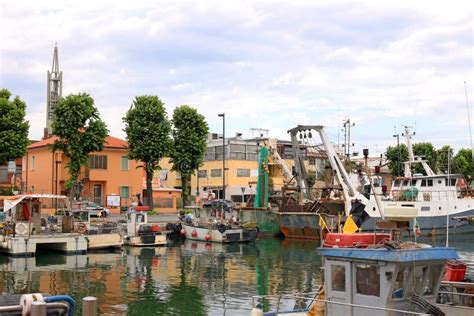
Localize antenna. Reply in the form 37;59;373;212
464;81;474;164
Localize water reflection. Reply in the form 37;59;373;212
0;239;322;315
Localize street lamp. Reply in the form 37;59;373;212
218;113;225;199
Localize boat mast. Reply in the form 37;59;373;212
402;125;436;177
464;81;474;164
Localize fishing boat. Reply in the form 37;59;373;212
361;126;474;236
273;125;366;241
123;206;170;247
0;194;88;256
180;201;258;243
66;208;123;250
250;234;474;316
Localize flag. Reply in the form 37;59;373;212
319;215;328;231
413;218;421;238
343;216;359;234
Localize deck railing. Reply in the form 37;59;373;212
252;293;440;315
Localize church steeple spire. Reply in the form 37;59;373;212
45;43;63;137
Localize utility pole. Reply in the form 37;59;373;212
218;113;226;199
393;133;401;176
342;118;355;160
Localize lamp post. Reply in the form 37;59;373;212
218;113;226;199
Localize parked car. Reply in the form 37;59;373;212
73;201;110;217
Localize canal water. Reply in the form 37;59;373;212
0;236;473;315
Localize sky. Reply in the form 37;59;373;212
0;0;473;156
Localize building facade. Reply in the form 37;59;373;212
23;136;143;214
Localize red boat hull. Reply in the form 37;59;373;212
323;233;391;248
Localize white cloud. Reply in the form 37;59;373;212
0;0;472;155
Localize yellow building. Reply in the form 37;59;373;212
153;134;322;205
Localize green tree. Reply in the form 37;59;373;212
123;95;173;210
385;144;408;176
412;142;437;174
436;145;454;174
0;89;30;165
51;93;108;190
453;148;473;180
170;105;209;205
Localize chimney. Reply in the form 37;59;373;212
43;127;50;139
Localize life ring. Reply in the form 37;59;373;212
76;222;87;234
15;222;29;236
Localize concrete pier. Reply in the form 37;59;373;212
0;234;88;257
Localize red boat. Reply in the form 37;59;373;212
322;232;391;248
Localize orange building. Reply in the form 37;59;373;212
23;136;143;214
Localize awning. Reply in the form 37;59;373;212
2;194;68;212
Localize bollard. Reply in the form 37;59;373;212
31;301;47;316
82;296;97;316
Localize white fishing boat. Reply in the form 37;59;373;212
123;207;170;247
361;126;474;235
181;201;258;243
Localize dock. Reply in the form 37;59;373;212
0;234;88;257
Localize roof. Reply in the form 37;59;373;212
319;247;459;262
28;135;128;150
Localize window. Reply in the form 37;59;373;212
445;178;456;186
90;155;107;169
236;168;250;177
423;265;442;296
0;166;7;182
120;186;130;198
413;266;429;295
403;180;409;186
31;185;35;192
159;169;168;181
121;156;129;171
421;179;427;187
421;206;430;212
331;265;346;292
392;267;410;299
356;264;380;296
31;156;36;171
394;180;401;187
198;170;207;178
427;179;433;186
211;169;222;177
154;197;173;208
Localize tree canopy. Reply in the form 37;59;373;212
412;142;437;174
453;148;473;180
385;144;408;177
385;141;473;181
170;105;209;204
123;95;173;209
0;88;30;165
51;93;108;189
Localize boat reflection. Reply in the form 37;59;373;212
0;238;324;315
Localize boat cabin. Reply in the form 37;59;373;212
126;208;150;237
320;247;458;316
390;174;467;202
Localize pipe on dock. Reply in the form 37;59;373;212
31;301;47;316
44;295;75;316
82;296;98;316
